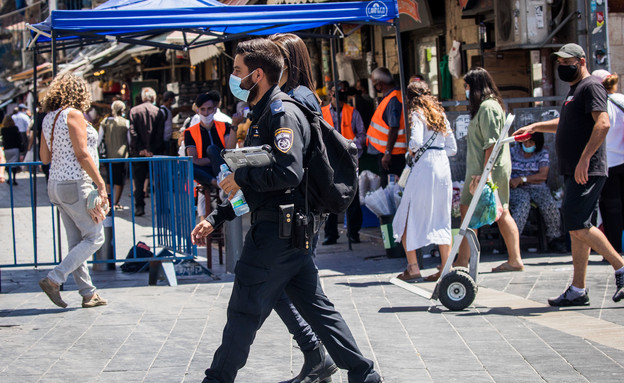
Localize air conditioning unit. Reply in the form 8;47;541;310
495;0;552;50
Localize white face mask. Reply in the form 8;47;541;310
465;90;470;100
200;113;214;126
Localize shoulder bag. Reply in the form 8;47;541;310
397;130;438;188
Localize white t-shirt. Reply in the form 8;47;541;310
606;93;624;168
42;108;99;181
12;111;30;133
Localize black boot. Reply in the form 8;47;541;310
290;343;338;383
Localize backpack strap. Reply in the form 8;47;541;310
49;108;66;154
608;95;624;114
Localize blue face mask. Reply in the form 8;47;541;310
465;90;470;100
229;70;257;102
522;143;536;153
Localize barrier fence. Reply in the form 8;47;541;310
0;157;197;276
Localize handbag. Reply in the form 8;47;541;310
397;130;439;188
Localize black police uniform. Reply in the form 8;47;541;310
202;86;380;383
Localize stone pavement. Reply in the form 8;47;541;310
2;173;624;382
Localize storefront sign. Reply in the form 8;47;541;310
398;0;421;23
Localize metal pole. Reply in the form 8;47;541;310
51;31;58;76
32;51;38;265
394;19;409;142
576;0;588;60
329;34;341;130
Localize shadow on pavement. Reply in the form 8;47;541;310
0;307;78;317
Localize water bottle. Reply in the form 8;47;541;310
218;164;249;216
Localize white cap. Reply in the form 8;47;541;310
592;69;612;82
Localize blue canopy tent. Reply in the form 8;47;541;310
27;0;400;52
26;0;410;160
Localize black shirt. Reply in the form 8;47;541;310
1;125;22;150
556;76;608;176
205;86;310;228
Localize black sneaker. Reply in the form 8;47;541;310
612;272;624;302
548;286;590;307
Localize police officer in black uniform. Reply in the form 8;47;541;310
191;38;382;383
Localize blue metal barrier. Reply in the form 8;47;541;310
0;156;197;273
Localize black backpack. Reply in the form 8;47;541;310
263;94;359;215
120;241;153;272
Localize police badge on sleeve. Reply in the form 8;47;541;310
274;128;294;153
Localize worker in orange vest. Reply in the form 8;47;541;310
184;91;237;187
366;67;407;187
321;82;366;245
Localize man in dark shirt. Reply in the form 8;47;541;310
191;38;382;383
129;87;162;216
183;91;236;187
354;78;374;128
515;43;624;306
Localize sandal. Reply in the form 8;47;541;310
114;204;124;211
423;271;441;282
491;262;524;273
396;269;423;282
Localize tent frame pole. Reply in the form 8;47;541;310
394;19;409;142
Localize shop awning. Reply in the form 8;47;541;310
7;63;53;82
27;0;398;52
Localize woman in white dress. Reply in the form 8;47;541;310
393;81;457;282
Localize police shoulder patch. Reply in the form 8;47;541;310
274;127;294;153
270;100;284;115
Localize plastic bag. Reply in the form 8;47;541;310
358;170;381;201
468;181;503;229
364;188;391;217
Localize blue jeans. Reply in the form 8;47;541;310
193;145;225;186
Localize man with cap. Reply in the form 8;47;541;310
156;90;178;156
12;103;31;156
183;91;237;188
515;43;624;306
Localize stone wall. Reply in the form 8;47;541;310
609;13;624;75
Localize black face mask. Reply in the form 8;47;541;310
558;64;579;82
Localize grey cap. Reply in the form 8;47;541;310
18;103;28;110
553;43;585;59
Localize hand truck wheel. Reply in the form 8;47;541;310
438;269;477;311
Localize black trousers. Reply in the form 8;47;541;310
377;153;406;187
599;163;624;252
203;220;378;383
132;161;149;209
324;192;363;240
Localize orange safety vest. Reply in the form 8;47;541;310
366;90;406;155
321;104;355;140
187;121;227;158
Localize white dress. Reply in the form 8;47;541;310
392;112;457;251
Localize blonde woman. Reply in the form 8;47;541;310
393;81;457;281
39;74;109;309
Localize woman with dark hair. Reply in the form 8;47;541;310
267;33;338;383
457;67;524;272
508;132;564;251
393;80;457;282
269;33;321;113
592;70;624;253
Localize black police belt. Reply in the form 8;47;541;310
251;209;280;224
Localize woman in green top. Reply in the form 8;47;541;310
457;68;524;272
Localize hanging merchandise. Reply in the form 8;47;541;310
448;40;462;79
439;54;452;100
